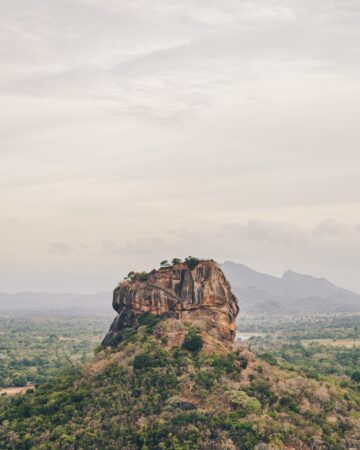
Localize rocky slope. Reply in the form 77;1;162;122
103;259;239;347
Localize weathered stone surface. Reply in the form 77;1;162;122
102;260;239;347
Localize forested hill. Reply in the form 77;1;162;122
1;314;360;449
1;259;359;449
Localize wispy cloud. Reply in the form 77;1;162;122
46;242;74;254
1;0;360;119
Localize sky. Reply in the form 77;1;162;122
1;0;360;293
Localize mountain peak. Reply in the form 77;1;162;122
282;269;303;280
222;261;360;315
282;269;327;282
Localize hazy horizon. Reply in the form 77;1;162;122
1;0;360;294
1;259;359;297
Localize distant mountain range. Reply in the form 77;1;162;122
222;261;360;316
1;261;359;317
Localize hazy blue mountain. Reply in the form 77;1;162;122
222;261;360;315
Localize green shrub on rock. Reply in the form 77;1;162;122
227;390;261;416
171;258;182;265
184;256;199;270
195;370;217;389
351;370;360;383
182;329;203;353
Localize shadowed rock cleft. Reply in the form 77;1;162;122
102;259;239;347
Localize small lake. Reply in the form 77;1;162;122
236;332;264;341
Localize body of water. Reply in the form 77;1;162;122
236;332;264;341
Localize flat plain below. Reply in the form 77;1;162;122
302;338;360;348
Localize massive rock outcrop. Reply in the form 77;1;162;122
102;259;239;347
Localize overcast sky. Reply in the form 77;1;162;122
1;0;360;293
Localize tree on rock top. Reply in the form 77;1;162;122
171;258;182;265
185;256;199;270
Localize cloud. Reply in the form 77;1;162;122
1;0;360;120
46;242;74;254
312;219;353;237
101;237;169;256
89;219;360;292
219;220;307;245
1;219;360;293
0;1;360;293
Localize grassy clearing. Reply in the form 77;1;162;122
0;385;34;396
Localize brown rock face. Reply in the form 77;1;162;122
102;260;239;347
